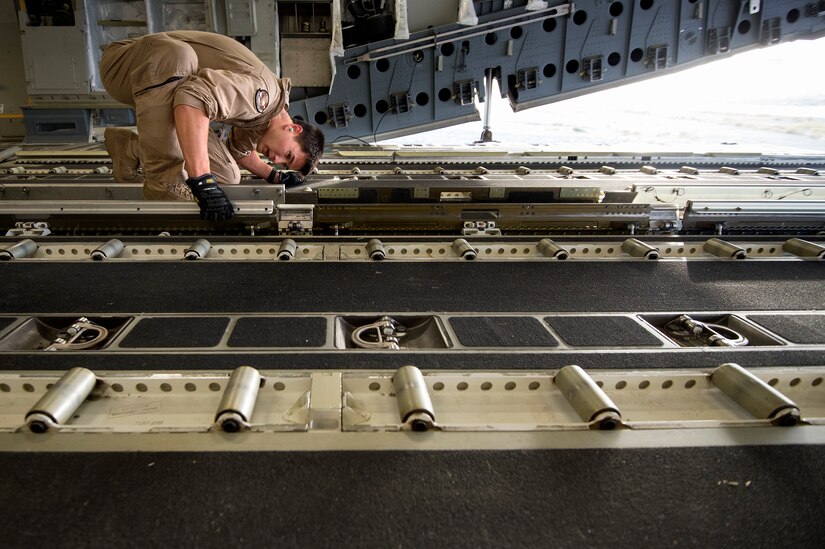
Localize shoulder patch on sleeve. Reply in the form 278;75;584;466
255;89;269;113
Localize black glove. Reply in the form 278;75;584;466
186;173;235;222
267;168;303;187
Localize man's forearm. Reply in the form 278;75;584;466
173;104;211;178
236;152;272;179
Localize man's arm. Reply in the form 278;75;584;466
237;149;302;185
173;104;211;177
173;104;234;221
236;151;272;179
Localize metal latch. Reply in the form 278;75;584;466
276;204;314;234
462;221;500;236
44;318;109;351
351;316;407;349
6;221;51;237
664;315;748;347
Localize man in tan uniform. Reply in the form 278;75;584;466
100;30;325;221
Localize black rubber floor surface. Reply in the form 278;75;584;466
749;314;825;344
1;446;823;548
119;317;230;348
450;316;559;347
545;315;664;346
1;261;822;314
2;347;824;371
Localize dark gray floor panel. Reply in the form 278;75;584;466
545;315;664;346
1;446;823;548
1;261;822;314
119;317;230;348
450;316;559;347
2;348;822;371
228;317;327;347
748;314;825;345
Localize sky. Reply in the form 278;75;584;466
384;37;825;153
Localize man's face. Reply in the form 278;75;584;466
257;122;308;172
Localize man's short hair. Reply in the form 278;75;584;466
294;119;325;176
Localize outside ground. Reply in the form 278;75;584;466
384;39;825;154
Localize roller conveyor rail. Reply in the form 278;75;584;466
2;364;823;446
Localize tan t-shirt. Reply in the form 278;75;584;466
166;31;291;161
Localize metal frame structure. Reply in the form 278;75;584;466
9;1;825;141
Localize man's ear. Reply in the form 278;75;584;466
289;123;304;135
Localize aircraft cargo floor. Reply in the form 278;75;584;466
2;446;824;547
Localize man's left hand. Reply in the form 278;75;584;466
267;168;303;187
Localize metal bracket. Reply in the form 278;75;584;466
646;45;670;70
761;17;782;44
328;103;351;128
517;67;540;89
276;204;315;235
390;91;413;114
808;1;825;17
462;221;500;236
5;221;50;237
708;27;732;54
581;57;604;82
453;80;478;105
225;0;257;36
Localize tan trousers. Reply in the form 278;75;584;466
99;33;240;200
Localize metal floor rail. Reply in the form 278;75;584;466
2;236;824;261
2;364;824;452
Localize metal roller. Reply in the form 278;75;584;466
783;238;825;259
621;238;659;260
392;365;436;431
367;238;386;260
452;238;477;260
0;239;37;260
215;366;262;432
25;367;97;433
711;363;800;426
537;238;569;260
184;239;212;260
555;365;622;430
704;238;747;259
277;239;298;260
91;239;125;260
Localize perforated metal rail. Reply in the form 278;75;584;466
1;364;823;452
2;236;824;261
